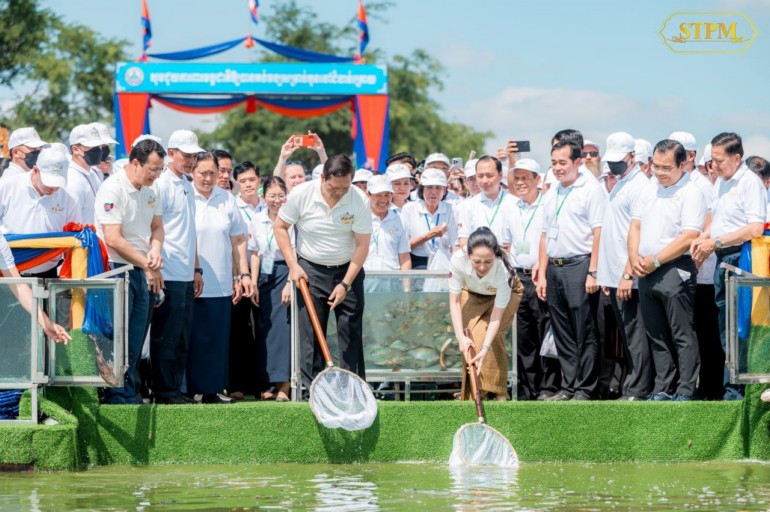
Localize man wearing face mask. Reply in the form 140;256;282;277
0;127;48;183
91;122;118;180
596;132;654;401
67;124;112;225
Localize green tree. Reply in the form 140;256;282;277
0;0;128;141
200;0;490;173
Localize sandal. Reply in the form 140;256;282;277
260;390;275;401
275;383;291;402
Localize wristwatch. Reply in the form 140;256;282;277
715;237;723;250
653;254;661;269
194;267;203;275
588;271;598;278
341;281;352;292
239;273;251;280
622;272;632;280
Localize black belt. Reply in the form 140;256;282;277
514;267;533;275
715;245;742;257
299;257;350;270
548;254;590;267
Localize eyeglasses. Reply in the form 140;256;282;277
581;151;599;158
650;163;676;174
285;160;303;165
265;194;286;201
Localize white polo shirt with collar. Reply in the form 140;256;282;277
94;171;162;266
541;170;606;258
65;161;102;225
457;187;516;242
279;179;372;266
503;193;545;269
236;195;266;228
0;162;26;182
401;199;458;258
0;233;15;271
365;209;410;270
709;163;767;245
155;169;197;282
597;166;650;288
0;173;81;273
448;249;513;309
194;186;244;298
633;171;706;256
689;169;716;285
248;210;295;262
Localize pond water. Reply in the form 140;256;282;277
1;461;769;511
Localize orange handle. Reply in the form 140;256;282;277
464;329;485;423
298;278;333;366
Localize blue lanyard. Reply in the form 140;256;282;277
423;213;440;248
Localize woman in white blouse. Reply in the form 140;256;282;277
449;227;522;401
186;152;252;404
249;177;293;402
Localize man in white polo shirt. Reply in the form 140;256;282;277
0;143;80;278
691;132;767;400
66;123;112;225
630;139;706;401
596;132;653;401
274;154;372;398
457;156;516;247
149;129;205;404
536;140;606;400
0;127;47;182
503;157;561;400
95;139;165;405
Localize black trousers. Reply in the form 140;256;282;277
150;280;194;399
516;273;560;399
545;257;599;398
694;284;724;399
638;257;700;397
596;291;624;397
297;258;365;395
609;288;654;398
229;298;259;394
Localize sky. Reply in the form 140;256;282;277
4;0;770;165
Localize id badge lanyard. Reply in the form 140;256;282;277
521;194;543;237
484;190;505;227
423;212;440;248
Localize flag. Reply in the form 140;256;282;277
249;0;259;26
356;0;370;56
141;0;152;60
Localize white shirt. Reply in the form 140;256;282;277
689;170;716;285
458;188;516;242
503;193;545;269
278;180;372;266
633;172;706;256
0;174;81;273
65;162;102;225
0;162;25;182
401;200;458;258
448;249;513;309
541;171;606;258
155;169;197;281
709;163;767;244
94;171;161;266
248;210;294;262
597;167;650;288
236;195;265;227
194;186;244;298
364;209;410;270
0;233;15;270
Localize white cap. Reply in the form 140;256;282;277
8;127;47;150
385;163;412;181
425;153;450;167
583;139;601;153
513;158;543;175
69;124;104;147
167;129;204;153
312;164;324;180
420;168;448;187
604;132;635;162
635;139;653;162
367;174;393;195
464;159;478;178
90;122;118;145
668;131;697;151
132;134;163;148
698;143;713;166
634;140;650;163
353;169;373;183
36;143;69;188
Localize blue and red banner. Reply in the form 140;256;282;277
249;0;259;26
140;0;152;62
356;0;370;59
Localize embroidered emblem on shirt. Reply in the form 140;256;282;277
148;197;157;209
103;203;114;212
50;204;63;214
486;285;497;293
339;212;354;224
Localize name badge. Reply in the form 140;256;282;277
261;256;275;275
514;241;531;255
547;226;559;241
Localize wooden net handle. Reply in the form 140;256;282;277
298;277;333;366
464;328;485;423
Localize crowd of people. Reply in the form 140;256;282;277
1;122;770;404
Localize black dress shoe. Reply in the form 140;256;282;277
155;395;188;405
179;394;198;404
546;391;573;401
201;393;233;404
571;393;591;401
536;392;554;401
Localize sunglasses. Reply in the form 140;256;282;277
581;151;600;158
